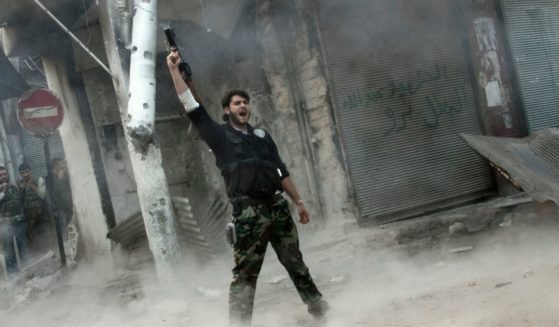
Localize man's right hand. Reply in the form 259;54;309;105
167;48;190;98
166;49;182;71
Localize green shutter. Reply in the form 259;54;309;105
316;0;493;222
501;0;559;131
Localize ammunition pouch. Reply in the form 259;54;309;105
225;222;236;246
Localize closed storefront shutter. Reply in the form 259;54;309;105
19;125;66;178
316;0;493;222
501;0;559;131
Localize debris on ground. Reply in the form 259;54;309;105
495;281;513;288
196;286;223;299
330;275;345;283
448;222;466;235
522;270;534;278
449;245;474;254
499;213;515;228
267;275;288;284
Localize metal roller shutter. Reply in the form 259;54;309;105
316;0;493;222
19;125;66;178
501;0;559;131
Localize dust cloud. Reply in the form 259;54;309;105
3;205;559;326
2;1;558;326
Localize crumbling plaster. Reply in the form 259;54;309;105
263;0;356;226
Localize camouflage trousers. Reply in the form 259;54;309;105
229;196;322;326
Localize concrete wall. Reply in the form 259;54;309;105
42;57;111;257
253;0;357;229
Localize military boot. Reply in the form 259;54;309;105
307;299;330;318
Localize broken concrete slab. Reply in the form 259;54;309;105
391;193;532;244
24;251;61;279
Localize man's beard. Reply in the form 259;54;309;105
230;112;250;126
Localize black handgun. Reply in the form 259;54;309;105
164;27;193;81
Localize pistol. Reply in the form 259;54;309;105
164;27;193;81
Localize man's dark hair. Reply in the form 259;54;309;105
51;158;63;169
0;166;6;171
18;163;30;172
221;89;250;122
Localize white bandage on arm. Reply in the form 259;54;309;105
178;89;200;113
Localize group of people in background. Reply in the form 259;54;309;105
0;158;73;275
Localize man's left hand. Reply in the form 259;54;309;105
297;204;310;224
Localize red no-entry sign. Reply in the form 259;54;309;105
17;88;64;138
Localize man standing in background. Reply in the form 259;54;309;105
17;163;47;244
48;158;73;233
0;166;27;274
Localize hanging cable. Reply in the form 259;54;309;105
31;0;116;80
24;56;45;76
81;0;92;45
199;0;212;32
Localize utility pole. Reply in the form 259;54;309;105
98;0;181;282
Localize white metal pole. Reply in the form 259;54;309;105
126;0;158;143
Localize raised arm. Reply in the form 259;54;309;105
166;50;225;152
166;49;200;112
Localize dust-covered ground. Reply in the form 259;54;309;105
1;202;559;327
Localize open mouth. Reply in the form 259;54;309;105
239;111;248;117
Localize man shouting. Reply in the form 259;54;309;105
167;49;329;326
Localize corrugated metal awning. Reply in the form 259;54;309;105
0;49;29;100
461;128;559;204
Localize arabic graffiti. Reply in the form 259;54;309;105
383;85;467;136
383;105;413;137
340;64;469;136
342;64;448;110
424;85;467;129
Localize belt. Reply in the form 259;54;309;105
231;194;284;207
